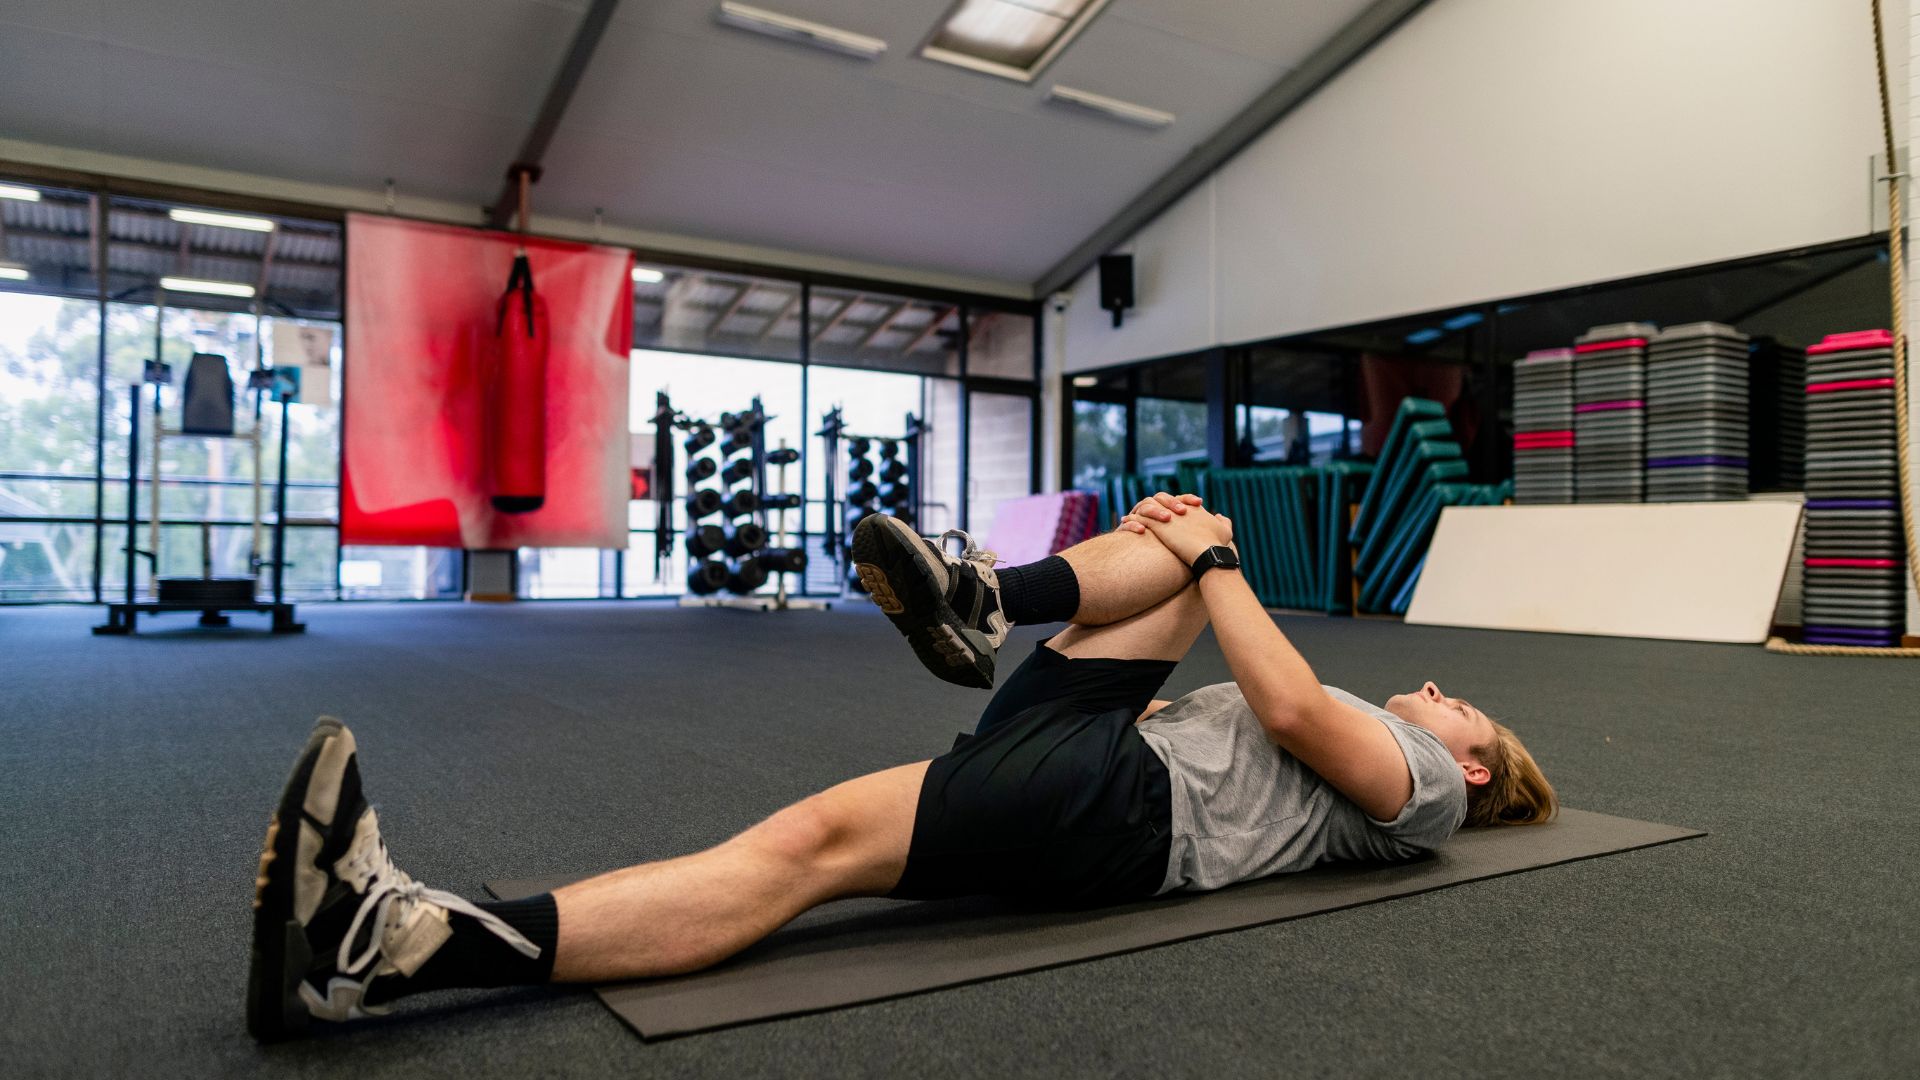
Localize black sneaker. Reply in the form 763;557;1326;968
852;516;1009;689
248;718;538;1040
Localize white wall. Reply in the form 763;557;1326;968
1062;0;1889;372
1062;175;1217;370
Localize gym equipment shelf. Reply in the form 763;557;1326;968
93;372;303;635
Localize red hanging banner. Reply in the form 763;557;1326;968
341;214;631;548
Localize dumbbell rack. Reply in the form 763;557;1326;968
817;407;925;597
665;395;817;612
730;438;829;613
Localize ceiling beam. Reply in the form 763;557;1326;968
900;305;957;355
707;282;754;333
812;293;861;341
253;227;280;300
485;0;622;229
756;293;801;340
857;302;910;349
1033;0;1432;297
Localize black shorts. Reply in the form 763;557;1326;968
889;639;1177;908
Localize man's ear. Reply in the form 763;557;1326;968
1460;760;1491;787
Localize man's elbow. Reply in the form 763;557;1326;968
1254;692;1325;742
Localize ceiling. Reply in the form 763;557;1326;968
0;0;1379;289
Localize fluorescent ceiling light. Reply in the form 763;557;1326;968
921;0;1111;83
169;207;277;232
632;266;666;284
0;184;42;202
1046;85;1173;129
1071;375;1098;387
0;264;29;281
716;3;886;60
160;276;256;298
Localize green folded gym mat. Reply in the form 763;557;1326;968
487;808;1701;1040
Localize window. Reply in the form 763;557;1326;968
921;0;1112;83
0;180;99;601
965;305;1034;380
1071;399;1125;491
626;348;805;597
2;175;1041;605
337;546;461;600
808;287;959;376
966;391;1033;541
632;267;802;363
1135;397;1207;473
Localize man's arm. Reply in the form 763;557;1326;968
1131;509;1414;821
1136;699;1174;723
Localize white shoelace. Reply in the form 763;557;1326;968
335;818;539;980
936;528;998;569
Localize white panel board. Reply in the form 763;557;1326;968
1405;503;1804;644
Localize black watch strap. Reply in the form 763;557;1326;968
1190;545;1240;581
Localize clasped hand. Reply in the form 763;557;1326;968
1116;491;1234;564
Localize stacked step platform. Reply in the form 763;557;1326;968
1196;462;1375;613
1799;329;1907;648
1573;323;1656;503
1644;321;1751;501
1348;398;1510;615
1512;348;1574;504
1102;400;1509;616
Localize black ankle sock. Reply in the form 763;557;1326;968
995;555;1080;625
363;893;559;1005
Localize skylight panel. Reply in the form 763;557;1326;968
920;0;1111;83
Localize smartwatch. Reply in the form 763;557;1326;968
1189;545;1241;581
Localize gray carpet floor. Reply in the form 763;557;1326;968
1;601;1915;1079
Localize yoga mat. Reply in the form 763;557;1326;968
487;807;1700;1040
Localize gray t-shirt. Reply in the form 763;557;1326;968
1134;683;1467;894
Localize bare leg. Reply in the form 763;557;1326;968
1056;529;1194;627
550;761;928;982
1050;581;1208;663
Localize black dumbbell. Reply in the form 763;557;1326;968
722;489;758;518
723;426;752;453
685;457;717;483
846;505;878;532
686;489;722;519
761;547;808;574
724;521;766;557
687;559;728;595
766;447;799;466
760;493;802;510
718;411;738;432
846;479;879;505
878;458;907;483
726;556;768;594
877;439;899;460
879;481;911;508
721;458;753;485
683;425;715;454
686;524;725;559
847;437;871;457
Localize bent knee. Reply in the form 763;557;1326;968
746;797;847;868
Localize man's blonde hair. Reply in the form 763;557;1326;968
1464;720;1556;827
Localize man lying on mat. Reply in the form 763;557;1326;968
247;494;1556;1040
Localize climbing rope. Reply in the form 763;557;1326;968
1765;0;1920;656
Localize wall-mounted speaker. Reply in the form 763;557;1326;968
1098;254;1134;328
